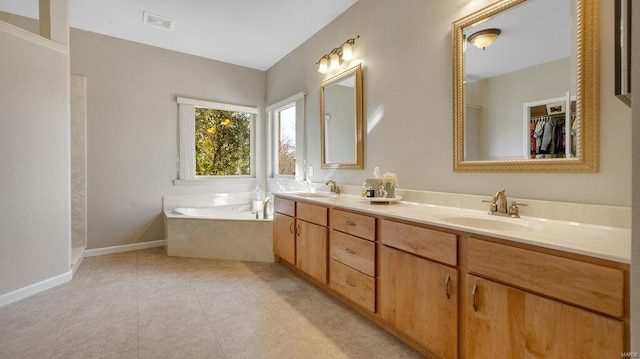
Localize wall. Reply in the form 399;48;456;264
465;57;572;160
266;0;632;207
69;30;266;249
0;16;70;295
631;0;639;349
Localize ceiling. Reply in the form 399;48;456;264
463;0;572;82
0;0;359;70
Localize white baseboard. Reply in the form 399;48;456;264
0;270;72;308
84;240;166;257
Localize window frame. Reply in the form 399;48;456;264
176;97;258;183
267;91;306;181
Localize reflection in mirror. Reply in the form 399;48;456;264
321;64;363;169
453;0;599;172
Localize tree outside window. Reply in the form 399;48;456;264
195;107;251;176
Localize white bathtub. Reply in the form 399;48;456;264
163;198;274;263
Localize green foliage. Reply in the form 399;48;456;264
279;137;296;175
195;107;251;176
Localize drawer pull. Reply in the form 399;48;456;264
345;279;357;287
471;283;478;311
346;221;356;226
345;248;356;255
289;222;294;234
444;274;451;299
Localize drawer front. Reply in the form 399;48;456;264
380;220;457;266
468;238;625;318
274;197;295;217
330;209;375;241
330;259;375;312
297;202;328;226
330;230;375;277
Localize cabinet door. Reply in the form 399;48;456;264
273;212;295;264
379;245;458;359
466;274;624;359
296;220;328;283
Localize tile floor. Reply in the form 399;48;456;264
0;247;424;358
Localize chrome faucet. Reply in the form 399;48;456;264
325;180;340;194
483;189;527;218
263;197;271;219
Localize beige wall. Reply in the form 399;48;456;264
69;29;266;249
267;0;632;206
0;17;70;295
631;0;639;349
466;57;572;160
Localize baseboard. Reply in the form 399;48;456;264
0;270;72;308
84;240;166;257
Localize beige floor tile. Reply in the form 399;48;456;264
138;304;210;344
53;314;138;358
197;287;263;324
210;311;289;358
139;324;226;359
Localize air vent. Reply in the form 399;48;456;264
143;11;175;31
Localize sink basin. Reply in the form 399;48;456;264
439;215;537;232
292;192;337;199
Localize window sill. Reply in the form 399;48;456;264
173;177;255;186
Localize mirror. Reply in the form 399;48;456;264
452;0;599;172
321;64;364;169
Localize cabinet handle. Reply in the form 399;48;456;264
345;279;356;287
296;224;301;236
346;221;356;226
444;274;451;299
471;283;478;311
345;248;356;254
289;222;294;234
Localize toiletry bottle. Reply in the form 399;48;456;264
252;185;263;212
361;183;368;197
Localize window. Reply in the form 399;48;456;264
267;91;306;180
177;97;257;181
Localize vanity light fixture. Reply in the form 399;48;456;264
317;35;360;73
467;28;501;50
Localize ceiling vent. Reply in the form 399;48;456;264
143;11;175;31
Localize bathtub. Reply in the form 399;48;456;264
163;196;274;263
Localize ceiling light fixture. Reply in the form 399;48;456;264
317;35;360;73
467;28;501;50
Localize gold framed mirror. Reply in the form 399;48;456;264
321;64;364;169
452;0;599;172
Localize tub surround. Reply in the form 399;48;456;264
163;193;274;262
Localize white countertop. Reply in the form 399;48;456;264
276;193;631;264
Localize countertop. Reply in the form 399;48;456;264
275;192;631;264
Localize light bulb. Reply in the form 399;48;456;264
330;53;340;69
318;57;328;73
341;42;353;61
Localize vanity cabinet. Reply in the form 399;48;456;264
465;238;625;358
378;220;458;359
329;209;376;312
273;198;296;265
295;202;329;284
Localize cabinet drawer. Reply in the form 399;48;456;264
330;209;375;241
297;202;328;226
330;230;375;277
274;197;295;217
380;220;457;266
468;238;625;318
330;259;375;312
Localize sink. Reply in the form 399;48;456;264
292;192;337;199
439;215;538;232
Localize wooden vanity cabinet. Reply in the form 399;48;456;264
465;238;626;359
273;198;296;265
295;202;329;284
329;209;377;312
378;220;459;359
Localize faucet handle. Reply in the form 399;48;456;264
509;201;528;218
482;199;498;213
